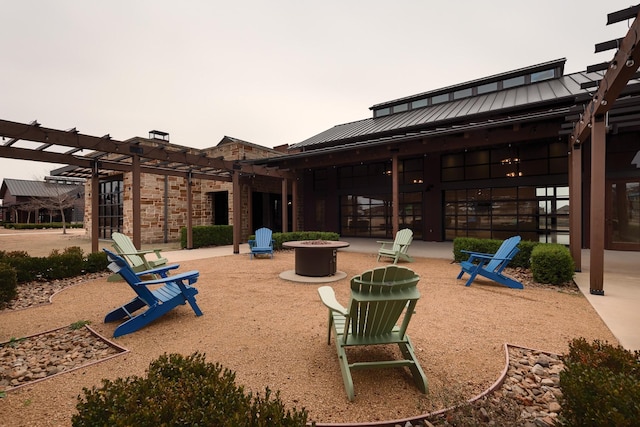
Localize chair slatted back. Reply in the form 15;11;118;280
485;236;521;273
346;266;420;342
392;229;413;253
104;249;156;307
112;232;146;269
254;227;273;248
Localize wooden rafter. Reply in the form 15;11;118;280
0;118;295;180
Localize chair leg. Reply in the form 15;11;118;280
335;341;355;401
399;338;428;393
185;296;203;316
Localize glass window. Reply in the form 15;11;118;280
503;76;525;89
432;94;449;104
412;98;429;109
453;88;473;99
393;103;408;113
530;69;555;82
442;153;464;168
375;107;390;117
477;82;498;94
466;150;490;165
466;164;490;180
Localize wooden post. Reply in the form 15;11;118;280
186;172;193;249
569;146;582;271
391;152;399;236
233;171;241;254
281;178;288;233
132;155;141;249
589;115;606;295
292;178;298;232
91;161;99;254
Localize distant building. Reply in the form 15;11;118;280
0;177;85;223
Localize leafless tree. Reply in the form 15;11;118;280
33;186;81;234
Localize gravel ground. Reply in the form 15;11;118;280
0;247;617;426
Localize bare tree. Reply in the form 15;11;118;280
34;185;81;234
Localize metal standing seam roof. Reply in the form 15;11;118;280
291;70;608;150
0;178;81;198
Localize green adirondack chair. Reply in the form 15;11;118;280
317;265;428;401
376;228;414;264
111;232;168;272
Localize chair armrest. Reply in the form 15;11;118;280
317;286;348;316
248;239;256;248
461;250;494;257
135;264;180;277
138;270;199;287
151;249;164;259
117;249;156;256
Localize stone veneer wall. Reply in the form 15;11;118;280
82;138;296;245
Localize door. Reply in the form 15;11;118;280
607;179;640;250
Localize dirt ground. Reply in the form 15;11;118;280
0;228;618;426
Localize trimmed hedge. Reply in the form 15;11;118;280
268;231;340;250
180;225;233;248
0;247;109;284
72;352;309;427
530;243;574;285
559;338;640;426
0;262;18;306
5;222;83;230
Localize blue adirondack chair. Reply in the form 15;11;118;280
248;227;274;259
457;235;523;289
103;249;203;337
318;265;428;401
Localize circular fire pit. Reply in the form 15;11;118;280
281;240;350;281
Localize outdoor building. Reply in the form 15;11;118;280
52;134;288;243
253;58;640;251
0;177;85;224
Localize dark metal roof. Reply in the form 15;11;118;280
291;69;609;150
0;178;81;199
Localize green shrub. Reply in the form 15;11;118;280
0;251;41;282
530;243;574;285
271;231;340;250
559;338;640;426
8;222;83;230
45;247;85;280
0;262;18;306
453;236;537;269
72;352;309;427
84;251;109;273
180;225;234;248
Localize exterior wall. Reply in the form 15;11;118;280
83;138;286;244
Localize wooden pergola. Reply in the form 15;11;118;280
0;119;297;254
569;4;640;295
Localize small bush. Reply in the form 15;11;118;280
45;247;85;280
0;262;18;306
84;251;109;273
72;352;309;427
271;231;340;250
559;338;640;426
7;222;83;230
530;243;574;285
180;225;234;248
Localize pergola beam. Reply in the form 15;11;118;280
572;8;640;146
0;119;294;180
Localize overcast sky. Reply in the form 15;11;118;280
0;1;634;183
